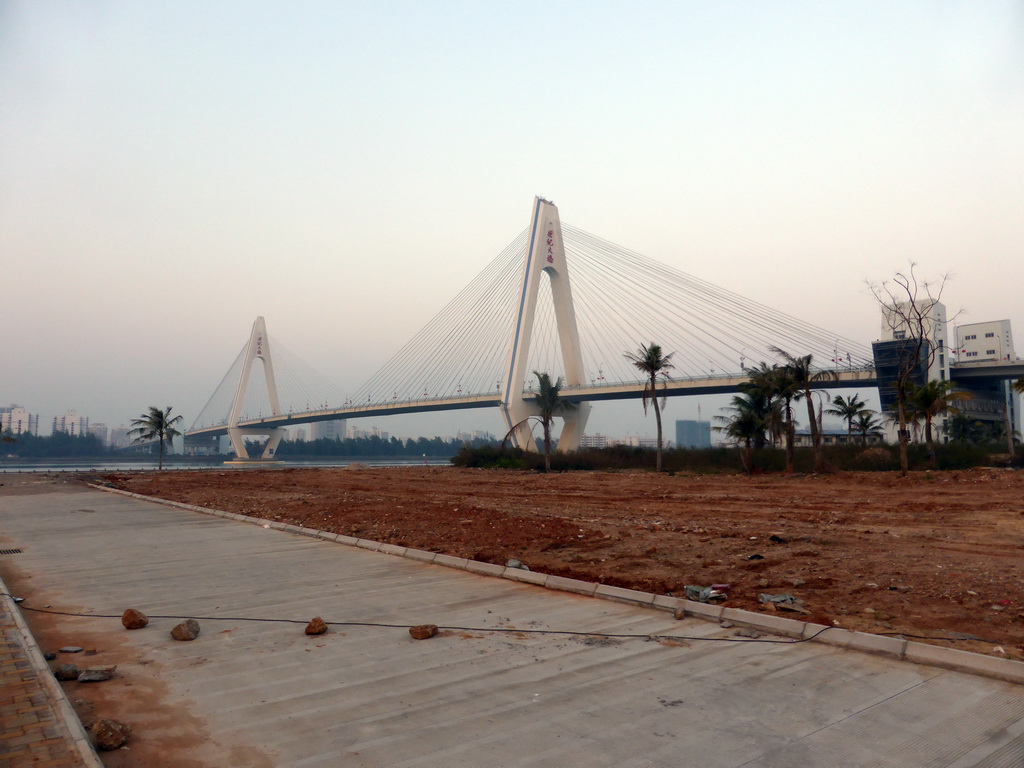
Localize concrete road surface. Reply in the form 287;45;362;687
1;480;1023;767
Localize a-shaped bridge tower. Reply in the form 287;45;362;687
225;316;287;461
501;198;590;451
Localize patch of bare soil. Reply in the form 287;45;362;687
1;563;275;768
102;466;1024;660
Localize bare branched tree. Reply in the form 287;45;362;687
868;263;957;476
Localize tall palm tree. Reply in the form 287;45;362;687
128;406;184;470
826;393;867;438
533;371;575;472
772;366;799;472
853;411;884;445
714;403;763;474
740;362;785;448
624;343;675;472
907;380;970;468
771;348;838;472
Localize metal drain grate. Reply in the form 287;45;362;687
0;548;23;555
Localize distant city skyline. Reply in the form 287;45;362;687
3;2;1022;437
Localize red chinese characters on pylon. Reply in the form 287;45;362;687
546;229;554;263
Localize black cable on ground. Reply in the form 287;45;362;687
3;594;838;645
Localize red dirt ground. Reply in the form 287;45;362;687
104;466;1024;660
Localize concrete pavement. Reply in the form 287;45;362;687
2;482;1024;766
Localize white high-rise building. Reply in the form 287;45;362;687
955;320;1016;363
1;405;38;435
53;410;89;436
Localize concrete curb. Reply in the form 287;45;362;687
0;575;104;767
92;484;1024;685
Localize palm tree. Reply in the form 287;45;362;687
826;393;867;438
624;343;675;472
714;403;763;474
907;380;970;469
128;406;184;470
945;412;985;443
740;362;786;449
533;371;575;472
771;348;838;472
853;411;884;445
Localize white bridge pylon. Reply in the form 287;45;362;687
227;316;287;461
501;197;591;452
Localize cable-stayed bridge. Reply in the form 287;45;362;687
187;198;882;459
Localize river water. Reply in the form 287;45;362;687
0;457;451;473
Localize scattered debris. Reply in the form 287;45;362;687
758;593;810;614
79;665;116;683
769;534;787;544
305;617;328;635
505;559;530;571
121;608;149;630
90;719;131;751
720;620;734;629
171;619;201;641
747;554;764;560
734;628;763;639
55;664;80;681
684;585;729;603
947;631;985;642
59;646;84;654
43;652;57;661
409;624;439;640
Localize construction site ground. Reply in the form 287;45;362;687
103;465;1024;660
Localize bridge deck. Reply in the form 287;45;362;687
187;369;879;437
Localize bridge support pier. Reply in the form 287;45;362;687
501;197;591;453
227;427;287;462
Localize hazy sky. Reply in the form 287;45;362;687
2;1;1022;439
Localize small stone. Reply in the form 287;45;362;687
788;578;806;587
505;559;530;571
756;578;770;588
90;719;131;751
121;609;149;630
43;652;57;661
59;646;84;654
990;605;1006;612
735;628;762;639
79;665;116;683
673;608;687;620
720;621;734;628
55;664;80;681
170;619;200;641
409;624;439;640
305;617;328;635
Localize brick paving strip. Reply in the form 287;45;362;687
0;576;102;768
